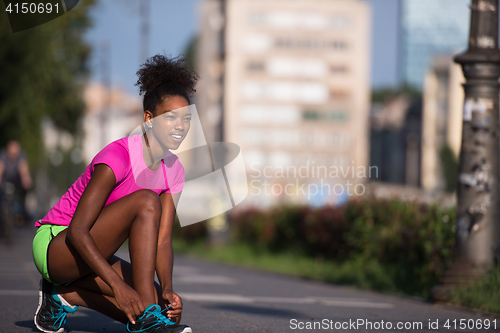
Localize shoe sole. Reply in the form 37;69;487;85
34;279;64;333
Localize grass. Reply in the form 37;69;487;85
451;265;500;313
173;239;419;297
173;239;500;308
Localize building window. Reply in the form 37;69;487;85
247;61;265;72
303;110;320;120
247;12;266;25
267;58;327;78
330;88;350;99
330;65;348;74
241;81;328;104
330;16;351;28
274;38;348;51
240;105;300;124
302;110;348;122
242;34;273;53
327;40;347;50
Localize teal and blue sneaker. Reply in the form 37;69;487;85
34;279;79;333
127;304;192;333
161;304;192;332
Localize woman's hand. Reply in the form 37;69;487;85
162;288;183;324
112;280;145;324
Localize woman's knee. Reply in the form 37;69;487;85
131;189;162;220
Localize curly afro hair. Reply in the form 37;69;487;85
135;54;198;113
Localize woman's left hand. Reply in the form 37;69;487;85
162;288;183;324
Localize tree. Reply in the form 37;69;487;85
183;34;198;73
0;0;96;165
439;145;458;193
371;84;421;104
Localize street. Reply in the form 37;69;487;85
1;226;499;333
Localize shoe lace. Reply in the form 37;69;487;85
48;304;69;330
160;305;176;326
140;306;175;330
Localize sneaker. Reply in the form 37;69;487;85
161;305;192;333
34;279;79;333
127;304;192;333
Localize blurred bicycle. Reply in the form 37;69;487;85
0;140;32;244
0;181;16;243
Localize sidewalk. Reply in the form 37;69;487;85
1;225;500;333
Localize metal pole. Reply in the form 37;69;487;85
217;0;226;143
140;0;150;64
432;0;500;301
207;0;228;247
100;40;111;149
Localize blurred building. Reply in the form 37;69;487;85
370;53;464;193
400;0;469;89
197;0;371;206
197;0;225;144
82;83;143;164
421;55;464;192
370;94;422;187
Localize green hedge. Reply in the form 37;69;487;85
173;198;456;298
229;198;456;297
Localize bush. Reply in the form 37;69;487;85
172;216;207;242
228;198;456;297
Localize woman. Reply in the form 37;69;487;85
32;55;197;333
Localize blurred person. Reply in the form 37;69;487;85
0;140;33;239
32;55;197;333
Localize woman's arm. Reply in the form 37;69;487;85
157;191;182;322
66;164;144;323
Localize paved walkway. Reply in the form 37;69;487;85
1;226;499;333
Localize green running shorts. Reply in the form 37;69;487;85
32;223;67;284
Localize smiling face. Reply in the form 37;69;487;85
144;95;191;151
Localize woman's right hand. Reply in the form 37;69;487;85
112;280;145;324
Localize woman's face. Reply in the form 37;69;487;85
145;95;191;150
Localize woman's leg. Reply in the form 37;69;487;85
47;189;163;311
56;256;167;323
